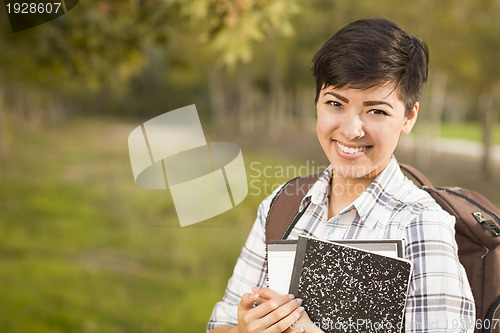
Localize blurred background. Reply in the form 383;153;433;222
1;0;500;332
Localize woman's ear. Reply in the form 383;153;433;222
401;102;419;135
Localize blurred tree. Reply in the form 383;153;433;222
1;0;499;175
435;0;500;177
0;0;301;158
181;0;301;131
180;0;299;67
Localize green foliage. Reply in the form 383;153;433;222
179;0;300;67
2;0;500;122
0;0;301;95
0;1;178;94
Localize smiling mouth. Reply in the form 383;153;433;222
335;141;370;154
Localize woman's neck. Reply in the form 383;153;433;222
328;173;376;219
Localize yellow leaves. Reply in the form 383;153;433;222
224;8;238;28
179;0;209;20
118;51;147;82
175;0;300;67
265;0;299;31
235;0;252;11
0;0;300;93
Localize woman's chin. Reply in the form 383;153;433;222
331;164;378;180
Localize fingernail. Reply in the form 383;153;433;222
251;293;259;301
288;294;295;300
252;287;260;293
296;298;302;305
297;306;305;313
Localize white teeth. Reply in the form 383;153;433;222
336;142;368;154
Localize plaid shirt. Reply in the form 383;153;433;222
207;156;476;332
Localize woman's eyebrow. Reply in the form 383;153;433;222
363;100;393;109
324;91;393;109
324;91;349;103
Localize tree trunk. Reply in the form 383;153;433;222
414;72;447;168
268;82;286;136
429;71;447;140
480;89;495;179
0;81;7;163
237;63;254;134
14;85;27;135
208;68;229;130
267;61;286;134
296;87;315;132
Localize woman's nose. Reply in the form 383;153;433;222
339;114;365;140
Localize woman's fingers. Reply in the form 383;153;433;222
260;297;304;330
252;287;280;300
238;292;259;311
237;287;305;333
251;292;297;319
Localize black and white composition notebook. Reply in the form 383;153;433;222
267;238;404;295
268;236;411;333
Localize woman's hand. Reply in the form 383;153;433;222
283;311;325;333
234;287;305;333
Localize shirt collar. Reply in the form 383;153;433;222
298;164;333;211
352;156;400;229
299;156;401;229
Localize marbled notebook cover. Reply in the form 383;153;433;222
289;236;412;333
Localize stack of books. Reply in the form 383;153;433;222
267;236;411;333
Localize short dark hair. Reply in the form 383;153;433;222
312;18;429;116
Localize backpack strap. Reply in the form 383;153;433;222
265;164;437;245
399;163;435;188
265;173;321;244
264;164;422;244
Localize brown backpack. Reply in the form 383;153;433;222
265;164;500;333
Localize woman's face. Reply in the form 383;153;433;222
316;84;418;180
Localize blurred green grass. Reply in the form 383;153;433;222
0;117;309;332
439;122;500;145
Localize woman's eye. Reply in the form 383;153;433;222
369;109;388;116
328;101;343;108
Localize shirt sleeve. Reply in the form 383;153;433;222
206;188;279;331
403;209;476;332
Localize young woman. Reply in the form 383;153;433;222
207;18;475;333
